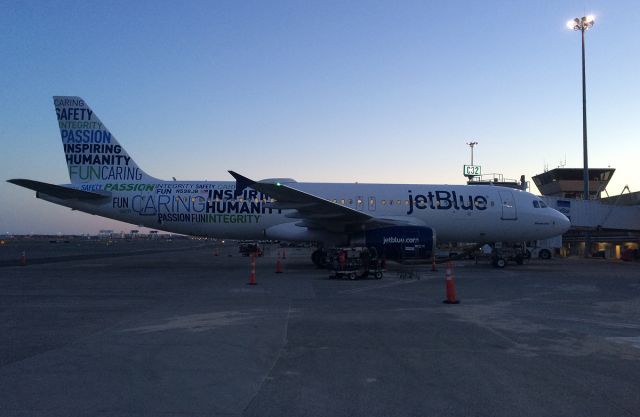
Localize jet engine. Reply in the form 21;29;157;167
350;226;435;260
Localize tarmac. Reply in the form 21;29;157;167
1;240;639;417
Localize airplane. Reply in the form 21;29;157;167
8;96;570;267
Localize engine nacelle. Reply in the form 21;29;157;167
350;226;435;260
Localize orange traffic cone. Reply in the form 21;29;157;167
248;253;257;285
443;261;460;304
20;251;27;266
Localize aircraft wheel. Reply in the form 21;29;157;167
348;272;356;280
375;271;383;279
494;258;506;268
539;249;551;260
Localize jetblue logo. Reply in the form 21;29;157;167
407;190;488;215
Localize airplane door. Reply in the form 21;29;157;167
368;196;376;211
499;191;517;220
356;196;364;211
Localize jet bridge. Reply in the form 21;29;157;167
541;197;640;232
541;196;640;258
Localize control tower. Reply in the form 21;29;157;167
531;168;615;199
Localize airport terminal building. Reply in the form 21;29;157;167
532;168;640;259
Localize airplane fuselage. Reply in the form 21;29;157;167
40;180;568;244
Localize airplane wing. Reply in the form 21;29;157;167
229;171;419;233
8;179;111;200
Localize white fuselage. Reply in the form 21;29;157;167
41;180;570;244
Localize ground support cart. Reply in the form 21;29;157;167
329;247;384;280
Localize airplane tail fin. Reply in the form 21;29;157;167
53;96;157;184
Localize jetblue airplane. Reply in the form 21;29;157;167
9;96;570;265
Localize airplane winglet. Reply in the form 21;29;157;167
228;171;255;199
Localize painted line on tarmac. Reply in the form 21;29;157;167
526;314;640;330
607;336;640;349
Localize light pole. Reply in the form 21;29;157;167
567;15;595;201
466;141;478;165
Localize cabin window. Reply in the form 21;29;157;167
340;199;345;204
532;201;540;208
389;200;394;206
539;200;548;208
381;200;386;205
348;199;353;205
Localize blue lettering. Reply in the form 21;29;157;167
407;190;486;212
436;191;452;210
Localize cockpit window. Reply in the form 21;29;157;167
532;199;548;208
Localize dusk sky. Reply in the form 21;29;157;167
1;0;638;235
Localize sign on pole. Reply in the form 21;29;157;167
463;165;481;177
